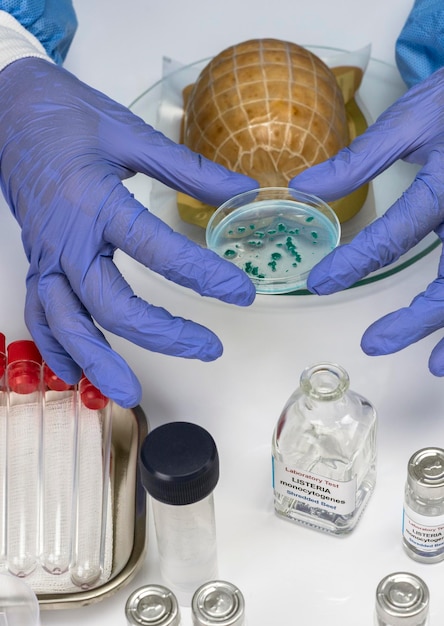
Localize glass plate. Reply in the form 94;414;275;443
126;46;439;296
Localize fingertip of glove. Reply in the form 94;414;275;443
360;340;379;357
217;275;256;307
113;387;143;409
232;284;256;307
428;354;444;377
199;336;223;362
305;279;323;295
83;363;143;409
306;274;334;296
98;377;142;409
360;325;383;356
43;358;83;386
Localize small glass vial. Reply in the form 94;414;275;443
140;421;219;606
125;585;181;626
403;447;444;563
192;580;245;626
272;362;377;534
375;572;429;626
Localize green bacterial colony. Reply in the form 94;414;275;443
223;218;319;279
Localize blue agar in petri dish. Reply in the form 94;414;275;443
207;198;340;294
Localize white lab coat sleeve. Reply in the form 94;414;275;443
0;10;52;72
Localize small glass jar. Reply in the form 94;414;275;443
375;572;429;626
191;580;245;626
403;447;444;563
272;362;377;534
140;422;219;606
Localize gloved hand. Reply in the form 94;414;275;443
0;57;259;407
289;67;444;375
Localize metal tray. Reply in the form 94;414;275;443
38;404;148;610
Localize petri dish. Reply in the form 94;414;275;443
206;187;340;294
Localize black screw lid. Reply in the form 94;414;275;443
140;421;219;505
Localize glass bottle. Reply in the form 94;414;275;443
402;447;444;563
272;361;377;535
375;572;429;626
140;421;219;606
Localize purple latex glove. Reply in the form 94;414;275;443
289;67;444;374
0;57;259;407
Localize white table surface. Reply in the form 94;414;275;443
2;1;444;624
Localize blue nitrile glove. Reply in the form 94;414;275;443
289;67;444;375
396;0;444;87
0;57;259;407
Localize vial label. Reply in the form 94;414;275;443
272;458;357;516
403;503;444;553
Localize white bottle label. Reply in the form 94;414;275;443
403;504;444;553
272;458;357;516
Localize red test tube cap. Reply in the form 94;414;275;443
43;364;73;392
7;340;42;365
7;340;42;394
0;333;6;378
80;375;109;410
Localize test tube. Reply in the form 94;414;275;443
70;375;112;589
40;364;77;575
0;333;6;571
6;340;43;578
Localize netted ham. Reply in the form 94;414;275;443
182;38;350;187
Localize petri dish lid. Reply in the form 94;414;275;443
125;585;180;626
191;580;245;626
375;572;429;626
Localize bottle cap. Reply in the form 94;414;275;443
43;364;73;392
7;340;42;394
140;421;219;505
7;340;42;365
125;585;180;626
375;572;429;626
79;375;109;410
192;580;245;626
407;447;444;500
